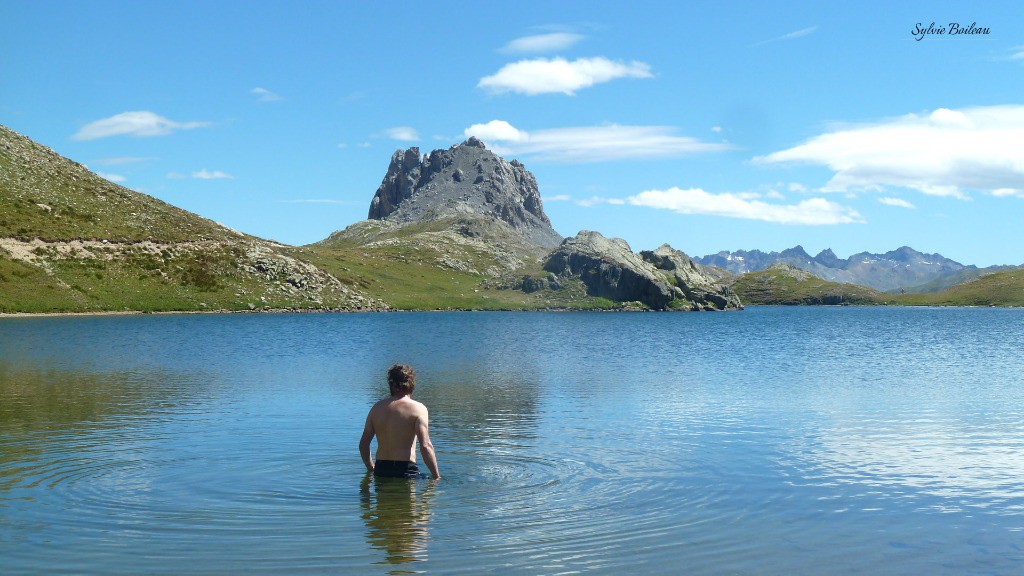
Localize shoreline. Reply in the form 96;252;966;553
1;303;1020;319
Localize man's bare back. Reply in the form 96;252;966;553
360;364;441;480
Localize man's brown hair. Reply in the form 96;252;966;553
387;364;416;396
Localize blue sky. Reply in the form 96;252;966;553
2;1;1022;266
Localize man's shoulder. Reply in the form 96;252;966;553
398;397;429;416
371;396;426;411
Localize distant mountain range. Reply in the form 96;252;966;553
696;246;1020;293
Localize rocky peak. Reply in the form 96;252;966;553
884;246;925;262
366;139;561;249
814;248;841;268
641;243;695;270
779;245;811;261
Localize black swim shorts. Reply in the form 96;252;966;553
374;460;420;479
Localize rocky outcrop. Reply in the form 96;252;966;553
541;231;741;310
640;244;742;310
367;138;562;250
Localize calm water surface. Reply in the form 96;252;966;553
2;307;1023;574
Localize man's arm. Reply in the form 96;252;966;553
416;410;441;480
359;411;375;473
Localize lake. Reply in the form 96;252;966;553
2;307;1023;574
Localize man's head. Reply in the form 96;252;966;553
387;363;416;396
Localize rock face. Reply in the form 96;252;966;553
367;137;561;250
640;244;743;310
542;231;741;310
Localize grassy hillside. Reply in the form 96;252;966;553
731;265;892;305
0;125;382;313
898;270;1024;307
305;219;620;310
1;125;233;242
900;265;1024;294
0;241;382;313
732;264;1024;307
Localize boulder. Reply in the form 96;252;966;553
640;244;742;310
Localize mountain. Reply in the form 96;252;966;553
729;264;890;305
314;139;564;298
697;245;972;292
0;124;384;313
363;137;561;251
313;141;741;311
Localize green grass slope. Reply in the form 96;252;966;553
1;125;234;242
304;220;620;310
897;270;1024;307
731;265;891;305
899;265;1024;294
1;125;382;313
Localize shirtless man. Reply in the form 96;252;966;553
360;364;441;480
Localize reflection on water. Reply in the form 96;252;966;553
794;411;1024;514
0;365;191;495
0;365;183;428
2;308;1024;574
359;474;434;572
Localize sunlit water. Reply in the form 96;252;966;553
2;307;1023;574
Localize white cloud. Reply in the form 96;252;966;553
73;111;208;140
756;105;1024;199
765;190;786;200
358;142;372;148
463;119;731;162
192;169;233;180
97;172;126;183
753;26;818;46
478;57;652;96
166;172;187;179
384;126;419;141
787;182;808;193
463;120;528;143
993;188;1024;198
626;187;863;225
501;32;585;54
711;126;723;133
250;87;283;102
576;196;626;207
543;194;572;202
879;197;916;209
